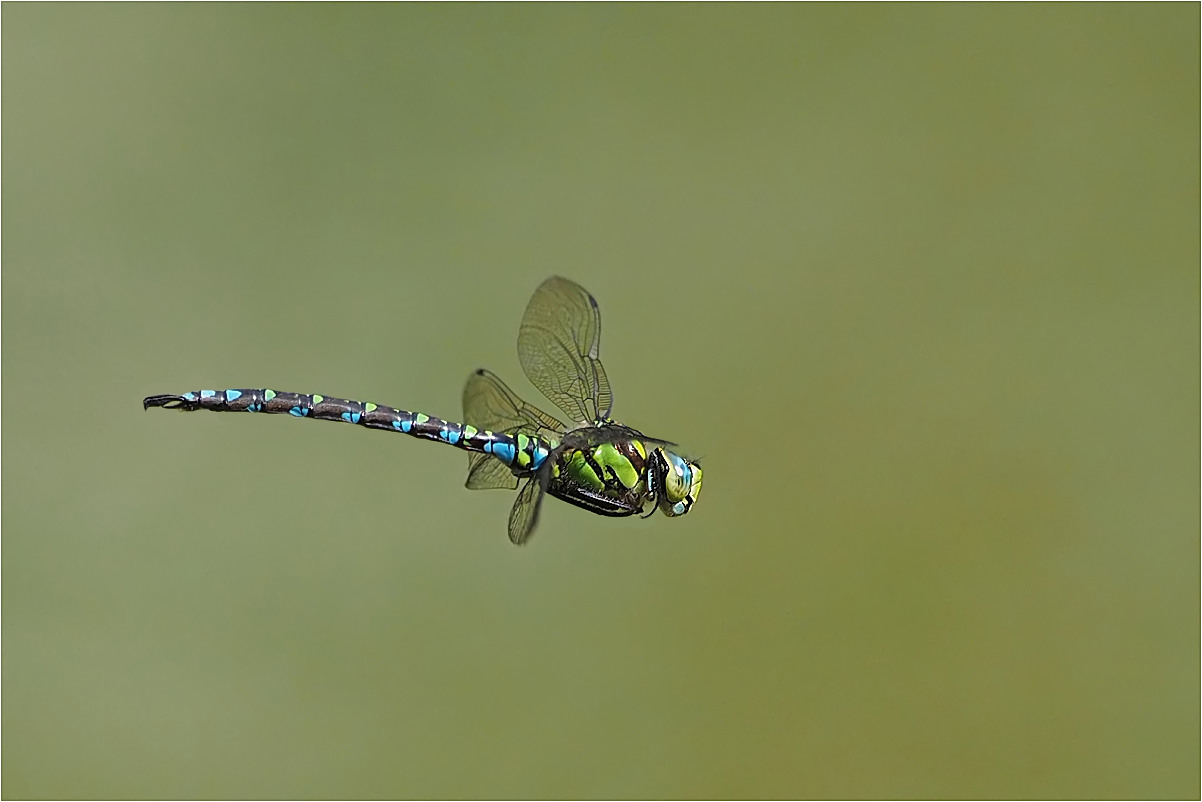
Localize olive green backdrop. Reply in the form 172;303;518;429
3;4;1197;798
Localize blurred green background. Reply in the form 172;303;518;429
3;4;1197;798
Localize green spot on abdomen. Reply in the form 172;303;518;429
312;394;324;404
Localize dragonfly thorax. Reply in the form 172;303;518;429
546;437;652;517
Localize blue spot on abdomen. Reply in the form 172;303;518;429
491;441;516;465
225;390;243;402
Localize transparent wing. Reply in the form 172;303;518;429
462;369;564;491
518;276;613;426
463;368;565;437
507;475;545;546
465;452;519;490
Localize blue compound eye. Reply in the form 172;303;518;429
662;452;690;501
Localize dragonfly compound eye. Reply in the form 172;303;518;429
657;450;702;517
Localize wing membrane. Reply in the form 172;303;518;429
463;368;564;437
508;475;545;545
517;276;613;426
462;369;564;491
465;452;519;490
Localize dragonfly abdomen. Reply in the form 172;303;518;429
142;389;553;472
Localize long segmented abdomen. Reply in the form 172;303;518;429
142;389;554;472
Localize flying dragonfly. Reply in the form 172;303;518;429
144;277;703;545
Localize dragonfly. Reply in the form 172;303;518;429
143;277;703;545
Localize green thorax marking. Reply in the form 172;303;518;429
559;440;647;495
597;442;642;490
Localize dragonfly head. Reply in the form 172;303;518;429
649;447;703;518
